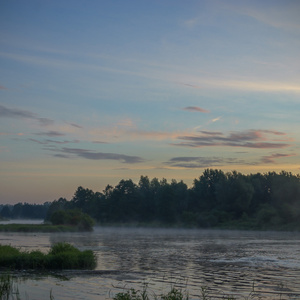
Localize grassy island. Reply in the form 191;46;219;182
0;243;97;270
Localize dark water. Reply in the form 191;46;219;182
1;225;300;299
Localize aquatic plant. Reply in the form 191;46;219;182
113;286;190;300
0;274;20;300
0;243;97;270
112;284;272;300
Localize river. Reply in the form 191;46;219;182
0;224;300;299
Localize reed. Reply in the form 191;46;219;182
0;273;20;300
0;243;97;270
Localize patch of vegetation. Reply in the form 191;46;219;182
0;243;97;270
48;209;95;231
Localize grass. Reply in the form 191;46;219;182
0;243;97;270
112;281;290;300
113;286;246;300
1;276;296;300
0;223;88;233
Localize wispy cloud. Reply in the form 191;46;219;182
35;131;65;137
2;51;300;94
172;129;292;149
49;147;145;164
183;17;199;29
165;156;245;169
177;82;202;89
261;153;297;164
212;117;221;122
89;126;190;142
0;104;54;126
29;138;80;145
68;122;83;129
0;85;7;90
92;140;109;144
173;73;300;93
232;3;300;31
183;106;210;113
203;78;300;92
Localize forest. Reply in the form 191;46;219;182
0;202;49;220
1;169;300;230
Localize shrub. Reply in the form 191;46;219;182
49;210;95;231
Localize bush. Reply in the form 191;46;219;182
49;210;95;231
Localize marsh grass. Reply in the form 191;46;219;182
112;282;278;300
0;274;20;300
0;243;97;270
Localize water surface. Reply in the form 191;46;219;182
0;226;299;299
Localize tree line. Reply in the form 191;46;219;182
0;203;50;220
44;169;300;230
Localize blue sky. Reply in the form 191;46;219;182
1;0;299;204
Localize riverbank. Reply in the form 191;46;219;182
0;223;93;232
94;220;300;232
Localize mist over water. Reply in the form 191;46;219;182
1;226;300;299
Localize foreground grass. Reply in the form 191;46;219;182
1;276;296;300
0;243;97;270
112;285;292;300
0;223;92;233
0;278;252;300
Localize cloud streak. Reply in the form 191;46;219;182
49;147;145;164
165;156;246;169
29;138;80;145
0;104;54;126
172;129;292;149
2;51;300;94
182;106;210;113
230;2;300;31
261;153;297;164
35;131;65;137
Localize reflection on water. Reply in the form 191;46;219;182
1;227;300;299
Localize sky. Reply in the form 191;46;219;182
1;0;300;204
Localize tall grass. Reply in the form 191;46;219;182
0;274;20;300
113;286;237;300
0;243;97;270
112;283;271;300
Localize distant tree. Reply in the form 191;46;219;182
42;170;300;230
45;197;68;222
0;205;12;218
